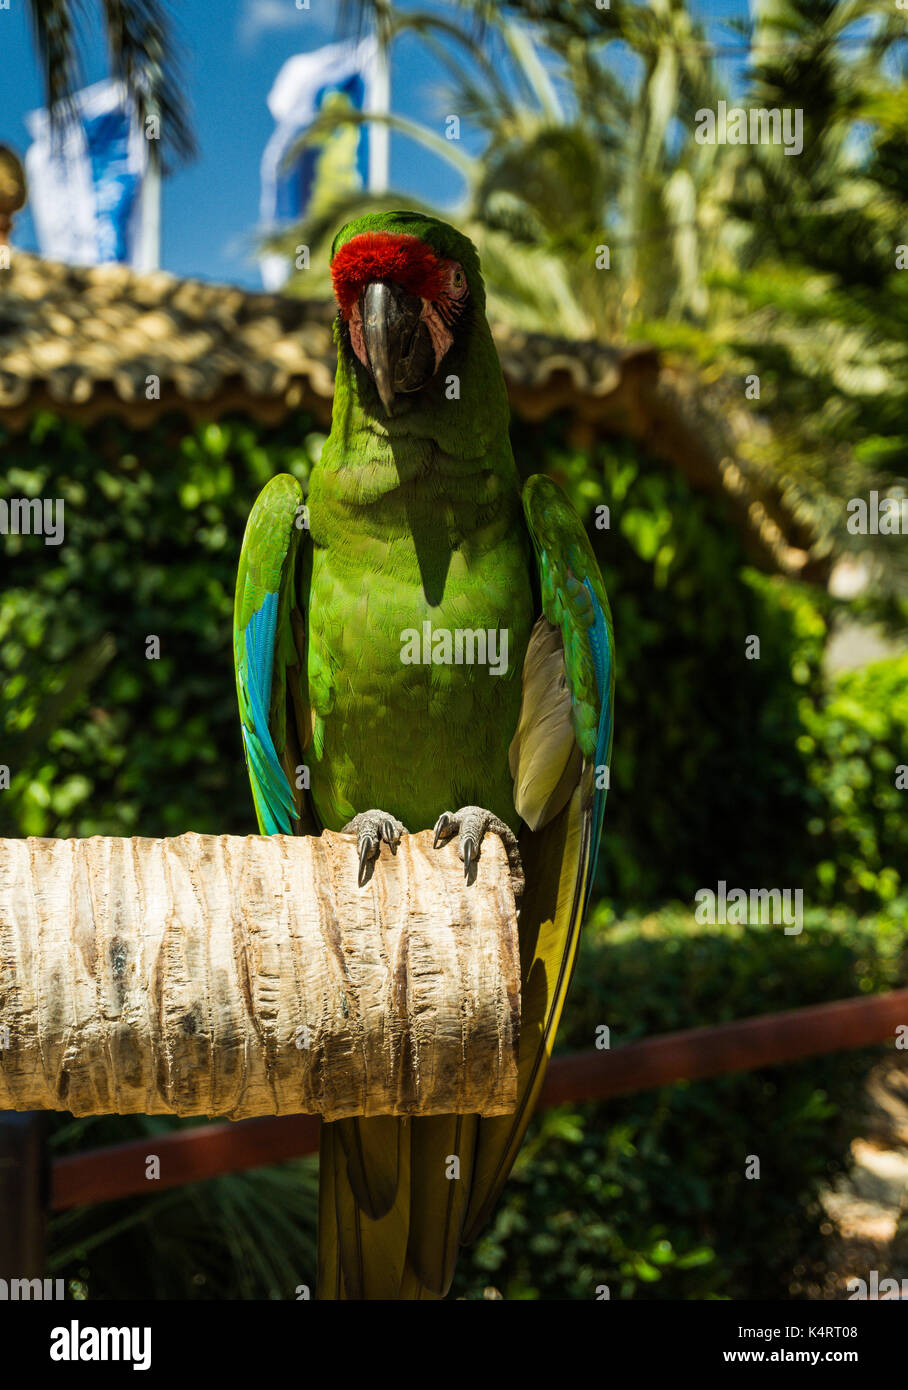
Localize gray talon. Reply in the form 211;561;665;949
343;810;409;887
358;836;374;887
431;805;524;902
432;812;455;848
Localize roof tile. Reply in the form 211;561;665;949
0;250;644;427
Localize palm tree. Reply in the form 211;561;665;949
26;0;195;168
278;0;750;336
290;0;907;595
674;0;908;591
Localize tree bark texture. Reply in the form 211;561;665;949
0;831;520;1121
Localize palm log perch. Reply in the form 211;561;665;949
0;831;520;1121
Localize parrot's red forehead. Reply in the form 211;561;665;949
331;232;445;318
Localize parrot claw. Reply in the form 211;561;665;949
342;810;409;888
431;806;524;904
432;812;455;849
358;836;375;887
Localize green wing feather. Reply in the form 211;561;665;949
321;1116;413;1299
461;473;615;1244
233;473;314;836
321;1111;478;1298
403;1112;478;1296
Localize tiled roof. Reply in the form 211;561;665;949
0;253;336;428
0;251;814;578
0;251;653;431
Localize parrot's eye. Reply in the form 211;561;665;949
448;263;468;298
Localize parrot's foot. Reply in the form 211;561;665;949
342;809;408;887
432;806;524;903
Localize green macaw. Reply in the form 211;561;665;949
233;210;614;1300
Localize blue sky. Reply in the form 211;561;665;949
0;0;751;289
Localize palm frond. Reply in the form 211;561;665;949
27;0;82;116
100;0;196;168
26;0;195;169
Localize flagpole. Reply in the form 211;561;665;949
139;158;161;271
138;102;161;272
368;7;391;194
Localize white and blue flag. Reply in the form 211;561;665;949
259;36;385;291
25;80;156;270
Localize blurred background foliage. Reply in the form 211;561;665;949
1;0;906;1303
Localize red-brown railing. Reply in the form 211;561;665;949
49;988;908;1210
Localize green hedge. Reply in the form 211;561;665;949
0;412;318;841
801;654;908;910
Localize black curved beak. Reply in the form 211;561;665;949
360;280;436;416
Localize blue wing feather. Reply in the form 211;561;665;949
239;594;297;835
233;474;308;837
